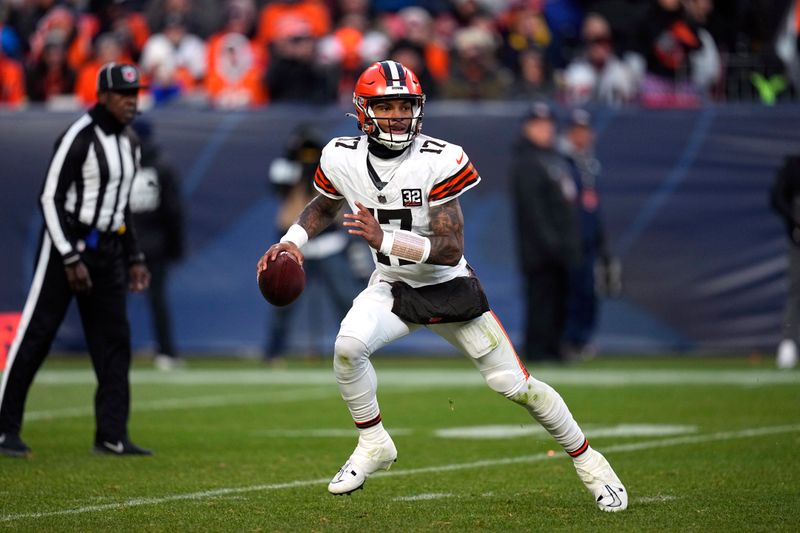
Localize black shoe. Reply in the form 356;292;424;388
92;439;153;456
0;432;31;457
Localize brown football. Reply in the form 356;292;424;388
257;251;305;306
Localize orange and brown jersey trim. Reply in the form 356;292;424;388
429;161;480;203
314;165;341;197
568;438;590;458
354;413;382;429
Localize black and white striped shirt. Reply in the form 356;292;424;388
40;105;144;265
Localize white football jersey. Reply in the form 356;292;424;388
315;134;481;287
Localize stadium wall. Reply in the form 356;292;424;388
1;103;798;356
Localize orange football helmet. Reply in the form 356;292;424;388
353;60;425;150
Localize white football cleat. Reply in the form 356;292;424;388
328;434;397;495
776;339;798;369
573;448;628;512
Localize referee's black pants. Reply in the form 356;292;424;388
523;263;569;362
0;231;132;444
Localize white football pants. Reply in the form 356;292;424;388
333;279;587;455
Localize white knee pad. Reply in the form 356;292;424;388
333;335;370;381
459;315;527;398
485;369;524;397
333;335;380;423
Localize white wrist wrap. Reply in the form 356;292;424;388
379;230;431;263
280;224;309;249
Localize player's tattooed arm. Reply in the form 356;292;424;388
259;195;344;271
427;199;464;266
298;195;345;239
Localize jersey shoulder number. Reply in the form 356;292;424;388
416;136;481;206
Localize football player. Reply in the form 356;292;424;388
257;60;628;512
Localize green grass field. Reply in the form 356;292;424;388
1;354;799;532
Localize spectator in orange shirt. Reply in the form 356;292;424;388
256;0;330;49
316;2;391;103
0;47;25;107
205;0;267;108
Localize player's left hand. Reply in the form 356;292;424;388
128;263;150;292
343;201;383;249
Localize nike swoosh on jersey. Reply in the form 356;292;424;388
456;152;464;164
103;441;125;453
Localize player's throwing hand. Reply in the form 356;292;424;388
257;242;303;274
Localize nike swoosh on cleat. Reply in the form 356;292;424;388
330;468;356;484
103;441;125;453
456;152;464;164
597;485;623;508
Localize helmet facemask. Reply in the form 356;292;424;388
357;95;425;151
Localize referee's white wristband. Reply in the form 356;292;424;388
280;224;309;249
379;230;431;263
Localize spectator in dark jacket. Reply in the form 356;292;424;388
558;109;620;360
129;118;186;371
510;102;581;362
633;0;704;107
25;35;76;103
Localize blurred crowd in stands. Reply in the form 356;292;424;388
1;0;799;110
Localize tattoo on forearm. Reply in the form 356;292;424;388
427;200;464;265
298;195;344;239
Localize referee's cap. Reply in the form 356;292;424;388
525;101;554;122
97;63;147;92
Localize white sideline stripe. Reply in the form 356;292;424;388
435;424;698;440
394;491;675;504
25;389;334;422
29;368;800;387
2;424;799;523
252;428;415;438
254;424;694;440
393;493;453;502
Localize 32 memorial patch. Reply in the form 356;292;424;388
402;189;422;207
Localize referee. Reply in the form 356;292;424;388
0;63;153;457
